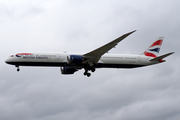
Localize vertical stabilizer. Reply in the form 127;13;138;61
142;37;164;58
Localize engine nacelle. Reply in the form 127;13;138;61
67;55;83;64
60;67;77;74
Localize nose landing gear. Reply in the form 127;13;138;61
15;65;20;72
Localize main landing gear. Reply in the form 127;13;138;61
15;65;20;72
84;68;95;77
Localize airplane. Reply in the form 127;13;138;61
5;30;174;77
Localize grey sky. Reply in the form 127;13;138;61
0;0;179;120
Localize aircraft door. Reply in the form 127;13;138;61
56;54;61;61
137;56;141;64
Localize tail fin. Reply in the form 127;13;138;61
142;37;164;58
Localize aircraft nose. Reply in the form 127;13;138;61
5;59;10;64
5;58;13;64
5;55;18;65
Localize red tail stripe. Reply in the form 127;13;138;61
144;51;157;58
158;59;164;62
150;40;163;47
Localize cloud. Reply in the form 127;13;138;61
0;0;179;120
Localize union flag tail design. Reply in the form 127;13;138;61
142;37;164;58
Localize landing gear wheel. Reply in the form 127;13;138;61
84;69;88;76
15;65;20;72
87;73;91;77
83;71;91;77
84;68;92;77
91;68;95;72
84;72;87;76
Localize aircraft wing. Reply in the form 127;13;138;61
83;30;136;66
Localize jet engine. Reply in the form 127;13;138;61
60;67;77;74
67;55;84;64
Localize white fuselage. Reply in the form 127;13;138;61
5;53;158;68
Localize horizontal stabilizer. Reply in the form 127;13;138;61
150;52;174;61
